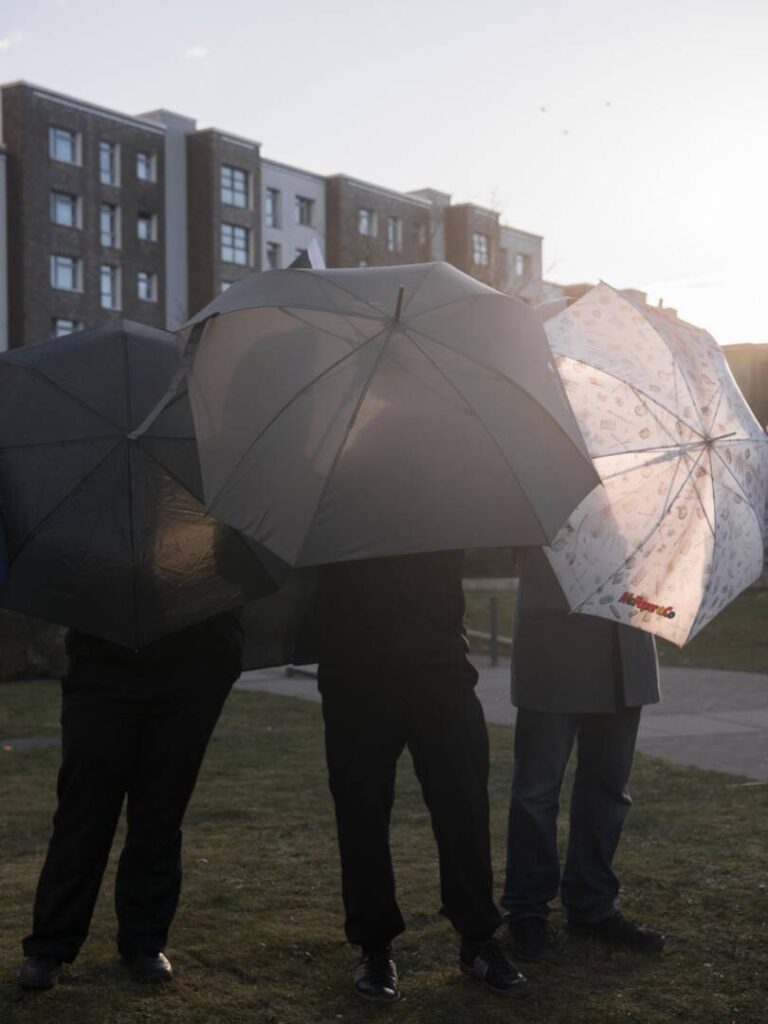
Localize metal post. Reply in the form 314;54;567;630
489;596;499;667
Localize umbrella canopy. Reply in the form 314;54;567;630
178;261;599;567
0;321;284;648
543;284;768;645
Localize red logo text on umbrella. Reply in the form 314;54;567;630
619;592;676;619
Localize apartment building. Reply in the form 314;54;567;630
1;82;166;346
325;174;432;268
724;343;768;430
186;128;262;315
262;159;326;271
0;81;551;349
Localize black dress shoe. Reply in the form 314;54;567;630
510;916;565;965
18;955;62;989
353;947;400;1002
122;951;174;982
567;911;667;952
459;938;529;997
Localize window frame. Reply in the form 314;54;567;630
99;263;122;310
265;187;280;228
136;270;158;303
99;140;121;187
50;190;81;229
136;150;157;183
221;165;249;209
386;215;402;253
358;208;377;237
472;232;490;267
294;195;314;227
52;317;81;338
49;126;80;165
99;202;121;249
136;211;158;242
220;222;250;266
266;240;281;270
49;254;82;292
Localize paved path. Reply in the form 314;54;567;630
5;663;767;780
235;661;768;782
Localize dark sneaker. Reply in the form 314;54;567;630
122;951;174;982
510;916;565;965
353;947;400;1002
567;911;667;952
459;938;529;997
18;955;62;989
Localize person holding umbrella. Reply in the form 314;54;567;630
18;610;244;988
501;548;667;964
311;550;529;1001
2;322;280;989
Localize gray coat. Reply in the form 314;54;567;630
512;549;660;714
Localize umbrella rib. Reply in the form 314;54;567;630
294;328;395;563
406;324;596;483
569;447;707;612
406;285;498;320
278;307;371;350
7;363;125;433
121;329;140;649
400;261;440;315
403;329;552;545
556;354;705;443
7;439;123;562
602;283;705;434
709;445;766;538
0;435;117;454
207;324;390;512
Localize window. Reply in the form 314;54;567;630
386;216;402;253
358;208;376;237
137;212;157;241
357;259;368;267
137;271;157;302
52;318;80;338
100;264;121;310
220;280;233;293
221;165;248;208
515;253;529;278
49;126;79;165
99;141;120;186
294;195;313;226
50;255;81;291
50;191;80;228
221;223;249;265
136;151;157;182
472;232;489;267
265;187;280;228
100;203;120;248
266;241;281;270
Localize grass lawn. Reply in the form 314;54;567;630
1;681;767;1024
464;587;768;674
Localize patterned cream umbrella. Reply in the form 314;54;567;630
543;283;768;645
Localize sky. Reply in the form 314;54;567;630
2;0;767;344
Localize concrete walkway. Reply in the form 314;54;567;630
235;661;768;782
4;662;767;781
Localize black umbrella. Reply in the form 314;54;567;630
0;320;285;647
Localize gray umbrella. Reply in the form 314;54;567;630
0;320;285;647
179;261;599;567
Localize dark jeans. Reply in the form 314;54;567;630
319;660;502;951
23;661;234;963
501;706;641;925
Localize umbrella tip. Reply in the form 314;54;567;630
394;286;406;323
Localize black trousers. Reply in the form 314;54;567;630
23;661;234;963
319;660;502;950
501;706;641;924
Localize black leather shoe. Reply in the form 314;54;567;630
353;947;400;1002
459;938;529;997
18;955;62;989
510;916;565;965
567;911;667;952
122;951;174;982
